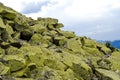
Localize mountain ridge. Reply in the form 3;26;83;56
0;3;120;80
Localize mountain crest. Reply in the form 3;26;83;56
0;3;120;80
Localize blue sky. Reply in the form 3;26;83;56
0;0;120;40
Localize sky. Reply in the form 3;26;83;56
0;0;120;41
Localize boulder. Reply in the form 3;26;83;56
0;17;6;29
0;9;16;20
96;68;120;80
30;23;47;34
107;51;120;71
65;38;82;52
0;62;10;75
3;55;26;72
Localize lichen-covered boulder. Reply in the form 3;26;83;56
81;37;97;48
65;38;82;52
0;62;10;75
30;23;47;34
0;48;5;58
53;36;66;46
72;63;93;80
96;68;120;80
0;17;6;29
83;46;103;57
0;10;16;20
0;3;16;20
97;44;112;54
54;23;64;28
107;51;120;71
59;31;76;38
29;33;51;47
3;55;26;72
37;17;58;25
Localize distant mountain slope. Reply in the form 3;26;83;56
111;40;120;49
98;40;120;49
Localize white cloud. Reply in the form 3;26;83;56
0;0;49;12
85;24;114;35
65;0;120;20
23;0;120;27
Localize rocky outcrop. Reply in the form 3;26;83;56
0;3;120;80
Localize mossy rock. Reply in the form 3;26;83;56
97;58;112;70
96;68;120;80
65;38;82;52
28;53;45;67
0;47;5;58
6;20;15;26
14;78;34;80
0;17;6;29
11;32;20;39
14;15;30;27
97;44;112;54
12;23;27;31
56;68;82;80
43;35;52;42
49;30;58;36
81;37;97;48
20;45;44;67
54;23;64;28
20;44;43;55
53;36;66;46
101;46;111;54
83;46;103;57
0;62;10;75
107;51;120;71
44;59;67;71
59;31;76;38
6;24;14;35
11;63;37;77
0;42;10;49
60;51;85;68
47;24;55;30
29;34;51;46
11;67;28;77
72;62;93;80
5;46;23;55
30;23;47;33
3;55;26;72
37;17;58;25
0;10;16;19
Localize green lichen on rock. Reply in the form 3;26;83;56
96;68;120;80
0;62;10;75
0;17;6;29
3;55;26;72
65;37;82;52
107;51;120;71
0;3;120;80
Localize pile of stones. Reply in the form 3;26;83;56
0;3;120;80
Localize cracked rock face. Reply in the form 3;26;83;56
0;3;120;80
